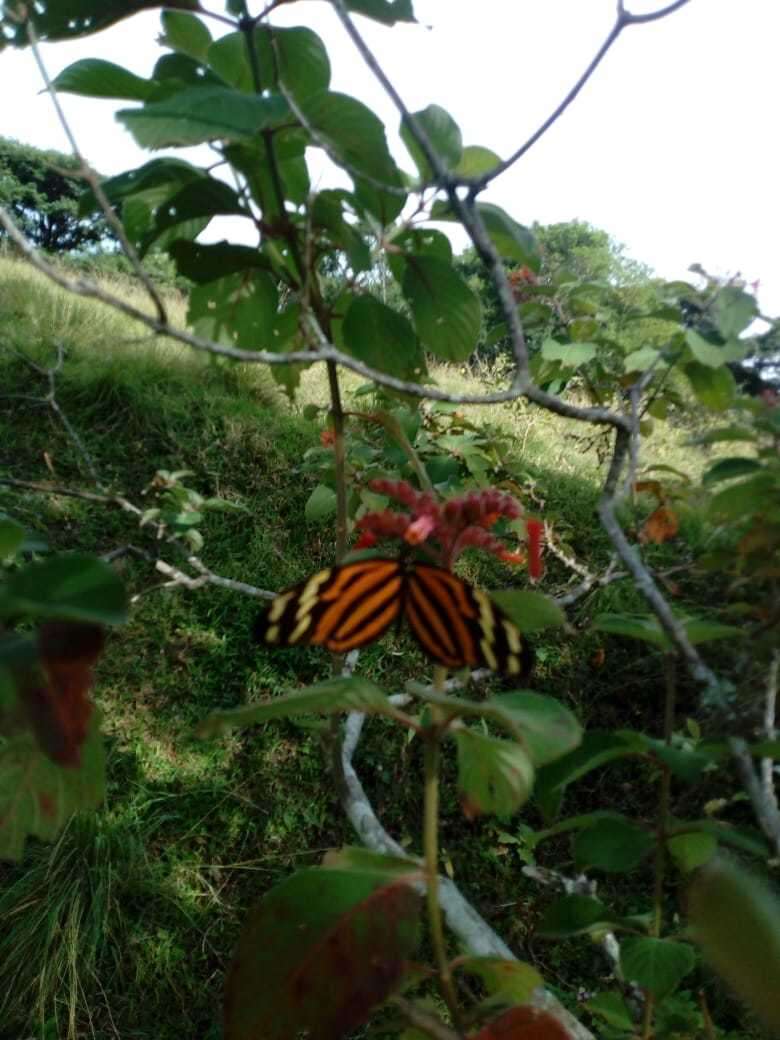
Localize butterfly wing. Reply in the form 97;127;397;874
254;559;404;654
405;564;533;678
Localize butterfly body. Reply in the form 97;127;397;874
256;558;532;677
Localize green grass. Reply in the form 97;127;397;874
0;255;755;1038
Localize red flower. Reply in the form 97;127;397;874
526;518;544;581
355;479;533;572
320;429;336;447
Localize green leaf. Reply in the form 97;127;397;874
454;729;534;818
489;691;581;766
343;0;416;25
386;227;452;283
1;0;199;47
197;676;392;739
708;475;774;520
667;831;717;873
489;590;565;634
688;857;780;1031
431;200;539;269
312;190;371;273
79;157;202;216
257;26;331;103
403;256;482;361
457;957;542;1005
689;425;757;445
401;105;462;179
584;992;634;1031
685;361;736;411
475;204;539;267
675;821;769;858
0;709;105;862
620;938;695;1000
323;847;422;878
225;868;420;1040
160;11;212;62
206;32;253;91
454;145;502;178
535;731;646;820
0;518;25;559
143;176;245;250
574;817;655;873
537;894;617;938
0;555;127;625
702;457;762;485
169;240;269;284
342;294;426;381
51;58;155;101
624;346;661;373
305;484;338;523
188;271;279;348
713;286;758;339
594;613;743;652
686;330;730;368
541;338;597;368
117;87;288;148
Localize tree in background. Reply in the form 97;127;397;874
0;137;113;253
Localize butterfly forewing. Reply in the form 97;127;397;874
255;560;404;653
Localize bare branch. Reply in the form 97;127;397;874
730;735;780;860
472;0;693;190
761;651;779;816
26;21;169;327
391;997;460;1040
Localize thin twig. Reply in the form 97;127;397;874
471;0;693;190
26;21;168;327
761;651;779;809
730;736;780;860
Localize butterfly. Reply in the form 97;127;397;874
254;557;533;677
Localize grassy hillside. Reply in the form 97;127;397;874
0;256;749;1038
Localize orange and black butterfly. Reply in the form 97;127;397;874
254;557;533;678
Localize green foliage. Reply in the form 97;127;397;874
0;136;112;252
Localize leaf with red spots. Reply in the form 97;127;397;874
225;867;421;1040
471;1005;573;1039
20;622;105;767
0;705;106;861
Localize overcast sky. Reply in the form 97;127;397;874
1;1;778;314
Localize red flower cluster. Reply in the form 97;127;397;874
355;479;542;573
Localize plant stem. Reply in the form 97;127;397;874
423;667;462;1034
327;361;349;562
643;653;676;1039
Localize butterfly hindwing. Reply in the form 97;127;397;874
406;564;533;678
255;559;404;653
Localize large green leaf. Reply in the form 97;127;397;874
594;612;743;651
400;105;462;179
713;286;758;339
117;87;288;149
620;938;695;1000
188;271;279;348
574;816;655;873
541;338;597;368
584;992;634;1031
702;457;762;485
431;200;539;269
489;691;581;766
685;361;736;411
169;241;270;284
342;294;426;381
688;857;780;1031
454;729;534;818
457;957;542;1005
160;11;212;63
535;731;646;820
708;474;775;520
262;26;331;103
454;145;502;178
224;868;420;1040
51;59;156;101
300;90;400;187
0;555;127;626
305;484;338;523
312;191;371;273
196;676;392;738
79;157;203;216
489;590;565;634
142;177;246;251
1;0;198;47
537;894;618;938
0;709;105;862
343;0;416;24
402;256;482;361
0;518;25;560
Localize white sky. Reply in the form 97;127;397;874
1;0;778;314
